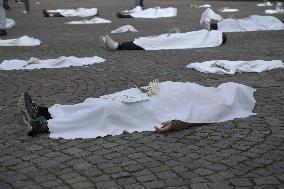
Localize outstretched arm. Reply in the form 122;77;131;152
155;120;206;133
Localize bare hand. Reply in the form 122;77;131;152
154;121;173;133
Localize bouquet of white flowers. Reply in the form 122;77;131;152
23;57;40;67
138;79;160;96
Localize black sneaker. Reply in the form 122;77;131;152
116;12;132;18
19;92;39;128
0;29;7;36
28;116;49;137
222;33;227;45
210;22;218;31
42;9;49;17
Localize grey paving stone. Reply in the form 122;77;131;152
143;180;165;189
229;178;252;187
254;176;280;185
95;181;118;189
209;181;233;189
190;183;210;189
71;181;94;189
194;168;215;176
156;171;179;179
137;174;157;182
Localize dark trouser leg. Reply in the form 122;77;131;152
36;106;52;120
23;0;29;11
117;41;144;50
210;22;218;31
116;12;133;18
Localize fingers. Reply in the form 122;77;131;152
154;124;172;133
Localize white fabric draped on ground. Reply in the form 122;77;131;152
218;15;284;32
48;81;256;139
6;18;15;29
111;25;137;33
187;60;284;74
220;8;239;13
130;6;177;18
199;4;211;8
200;8;223;26
133;29;223;50
0;36;41;46
47;8;98;17
66;17;111;24
265;7;284;14
257;1;273;6
0;56;105;70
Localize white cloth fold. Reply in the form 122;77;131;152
265;7;284;14
133;29;223;50
66;17;111;24
0;36;41;46
47;8;98;17
6;18;15;29
200;8;223;25
0;56;105;70
130;6;177;18
218;15;284;32
111;25;137;33
48;81;256;139
187;60;284;74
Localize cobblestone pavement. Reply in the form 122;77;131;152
0;0;284;188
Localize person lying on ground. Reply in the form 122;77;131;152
18;81;255;139
42;8;98;17
100;29;227;51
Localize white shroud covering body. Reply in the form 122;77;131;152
133;29;223;50
0;36;41;46
0;56;105;70
187;60;284;74
111;25;138;33
218;15;284;32
48;81;256;139
130;7;177;18
47;8;98;17
66;17;111;24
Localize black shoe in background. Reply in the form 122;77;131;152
0;29;7;36
28;116;49;137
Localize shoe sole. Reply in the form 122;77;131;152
99;36;107;49
18;93;32;130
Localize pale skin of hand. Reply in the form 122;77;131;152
154;120;173;133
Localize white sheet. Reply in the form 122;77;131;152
0;56;105;70
257;1;273;7
199;4;211;8
133;29;223;50
187;60;284;74
48;81;256;139
220;8;239;13
6;18;15;29
66;17;111;24
0;36;41;46
265;7;284;14
130;7;177;18
111;25;137;33
218;15;284;32
47;8;98;17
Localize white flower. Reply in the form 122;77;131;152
147;79;160;96
27;57;40;64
